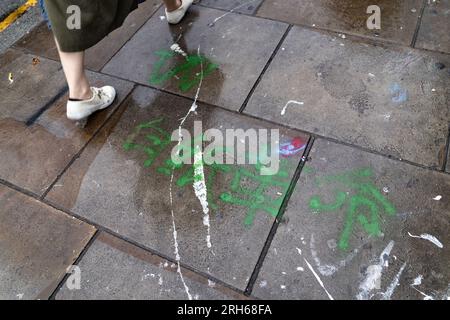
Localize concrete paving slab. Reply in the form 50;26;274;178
46;85;309;290
102;5;288;111
244;26;450;169
253;139;450;300
0;184;95;300
0;54;134;195
13;0;161;71
416;0;450;54
256;0;423;45
199;0;264;15
56;232;249;300
0;49;66;122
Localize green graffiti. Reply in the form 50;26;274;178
149;49;219;92
309;167;396;250
122;118;294;226
219;161;291;226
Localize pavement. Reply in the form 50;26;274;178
0;0;449;300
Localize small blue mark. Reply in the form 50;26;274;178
389;83;408;103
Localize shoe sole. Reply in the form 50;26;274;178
67;96;116;121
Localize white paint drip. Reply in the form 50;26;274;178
166;46;205;301
208;0;258;26
408;232;443;248
280;100;304;115
433;195;442;201
193;144;212;249
170;43;187;57
357;241;395;300
381;262;407;300
303;258;334;300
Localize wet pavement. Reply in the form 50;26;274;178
0;0;449;300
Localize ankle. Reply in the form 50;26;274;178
166;0;182;12
69;86;92;101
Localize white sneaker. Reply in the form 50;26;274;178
165;0;193;24
66;86;116;121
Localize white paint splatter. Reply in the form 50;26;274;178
259;280;267;288
280;285;286;290
310;234;337;276
433;195;442;201
297;267;304;272
158;275;164;286
412;275;423;286
310;233;360;277
303;258;334;300
381;262;407;300
408;232;443;248
208;0;258;26
281;100;304;115
170;43;187;57
296;247;302;255
208;280;216;287
16;293;23;300
357;241;395;300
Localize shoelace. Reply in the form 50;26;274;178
96;89;103;100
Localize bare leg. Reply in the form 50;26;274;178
163;0;182;12
55;38;92;100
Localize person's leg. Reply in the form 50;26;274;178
162;0;193;24
55;39;92;100
55;38;116;121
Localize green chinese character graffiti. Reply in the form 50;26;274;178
309;167;396;250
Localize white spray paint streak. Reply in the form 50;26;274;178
170;43;187;57
167;46;205;301
208;0;258;26
303;258;334;300
408;232;443;248
357;240;395;300
280;100;304;116
381;262;407;300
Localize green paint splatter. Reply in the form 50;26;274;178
149;49;219;92
123;118;295;227
309;168;397;250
